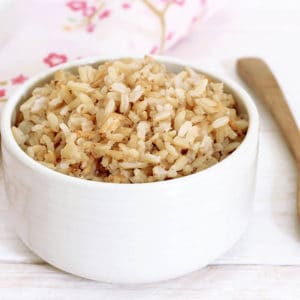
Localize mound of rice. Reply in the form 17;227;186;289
12;56;248;183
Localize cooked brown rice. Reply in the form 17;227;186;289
12;56;248;183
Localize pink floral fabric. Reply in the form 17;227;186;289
0;0;226;107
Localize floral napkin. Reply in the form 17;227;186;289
0;0;226;108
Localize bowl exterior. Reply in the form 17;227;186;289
1;138;258;283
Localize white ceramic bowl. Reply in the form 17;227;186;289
0;56;259;284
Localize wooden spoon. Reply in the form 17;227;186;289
236;58;300;216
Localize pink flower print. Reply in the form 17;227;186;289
43;53;68;67
66;0;87;11
201;0;206;5
150;46;159;54
192;16;199;23
122;2;131;9
83;6;96;17
173;0;185;5
86;23;95;33
11;74;28;85
0;89;6;97
99;9;111;20
166;32;173;41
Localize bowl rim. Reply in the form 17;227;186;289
0;55;259;189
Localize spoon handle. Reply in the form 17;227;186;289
237;58;300;214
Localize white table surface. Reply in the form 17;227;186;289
0;0;300;299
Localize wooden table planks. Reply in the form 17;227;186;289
0;0;300;299
1;264;300;300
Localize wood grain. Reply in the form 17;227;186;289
237;58;300;215
0;264;300;299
